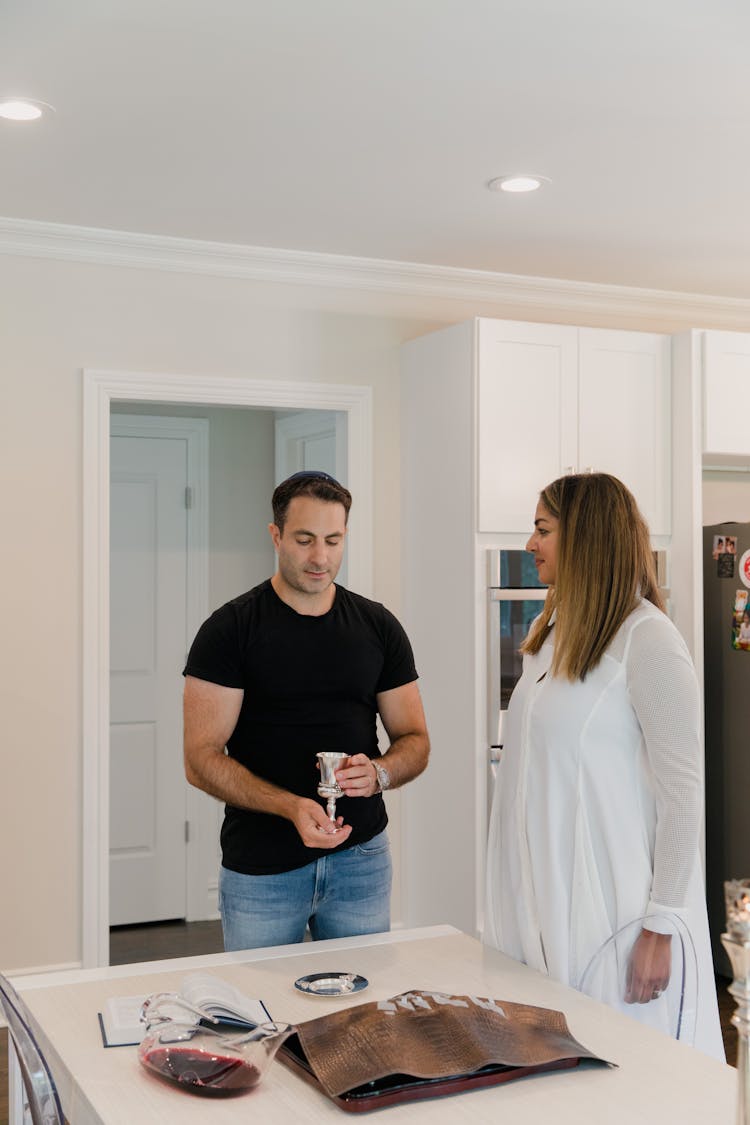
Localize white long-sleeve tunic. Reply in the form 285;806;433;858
484;599;723;1059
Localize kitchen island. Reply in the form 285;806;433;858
10;924;735;1123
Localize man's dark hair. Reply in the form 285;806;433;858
272;471;352;532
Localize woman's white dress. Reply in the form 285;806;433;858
484;599;724;1059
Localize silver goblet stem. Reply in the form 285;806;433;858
721;931;750;1125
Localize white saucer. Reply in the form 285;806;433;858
293;972;369;997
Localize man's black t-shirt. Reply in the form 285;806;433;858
183;580;419;874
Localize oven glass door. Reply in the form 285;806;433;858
488;590;548;750
487;548;548;786
497;594;547;710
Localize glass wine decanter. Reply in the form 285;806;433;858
138;992;292;1096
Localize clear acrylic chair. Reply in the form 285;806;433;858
576;913;698;1045
0;972;64;1125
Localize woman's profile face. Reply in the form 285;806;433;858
526;500;559;586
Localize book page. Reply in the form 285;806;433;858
179;973;269;1026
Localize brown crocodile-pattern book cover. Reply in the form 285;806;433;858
279;989;611;1112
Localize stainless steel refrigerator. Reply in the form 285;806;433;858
703;521;750;975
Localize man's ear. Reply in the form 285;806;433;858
268;522;281;550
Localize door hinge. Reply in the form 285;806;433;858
184;486;193;509
185;820;190;843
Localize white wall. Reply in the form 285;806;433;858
1;244;746;972
703;470;750;526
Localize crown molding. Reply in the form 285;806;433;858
2;215;750;328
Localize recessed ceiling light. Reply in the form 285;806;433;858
0;98;54;122
487;175;549;194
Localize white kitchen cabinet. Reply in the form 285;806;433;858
478;320;672;534
477;320;578;531
702;331;750;458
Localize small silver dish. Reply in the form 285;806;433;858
294;972;368;997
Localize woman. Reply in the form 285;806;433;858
484;472;723;1059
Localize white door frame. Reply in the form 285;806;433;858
83;369;373;968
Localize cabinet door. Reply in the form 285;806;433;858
578;329;671;535
703;331;750;457
477;320;578;532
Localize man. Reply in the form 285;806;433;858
183;470;430;950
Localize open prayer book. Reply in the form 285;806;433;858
98;972;271;1047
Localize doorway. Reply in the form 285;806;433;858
83;369;373;967
108;405;345;930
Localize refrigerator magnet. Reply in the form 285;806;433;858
741;550;750;590
732;607;750;651
731;586;750;651
718;552;735;579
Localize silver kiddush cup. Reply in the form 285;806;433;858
723;878;750;1124
316;752;348;821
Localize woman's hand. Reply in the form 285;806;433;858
625;928;672;1004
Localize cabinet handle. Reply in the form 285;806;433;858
563;465;575;475
583;466;594;474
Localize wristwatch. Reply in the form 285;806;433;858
373;760;391;793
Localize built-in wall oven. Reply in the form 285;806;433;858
487;549;547;782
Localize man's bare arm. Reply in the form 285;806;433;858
183;675;350;846
336;680;430;798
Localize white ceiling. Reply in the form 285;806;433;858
3;0;750;298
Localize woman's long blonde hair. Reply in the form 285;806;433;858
521;473;664;680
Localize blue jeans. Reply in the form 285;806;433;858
219;830;392;951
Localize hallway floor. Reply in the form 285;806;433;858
109;917;224;965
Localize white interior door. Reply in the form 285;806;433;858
275;410;348;585
109;430;189;924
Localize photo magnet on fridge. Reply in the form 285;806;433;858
718;553;735;579
740;550;750;590
731;590;750;652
